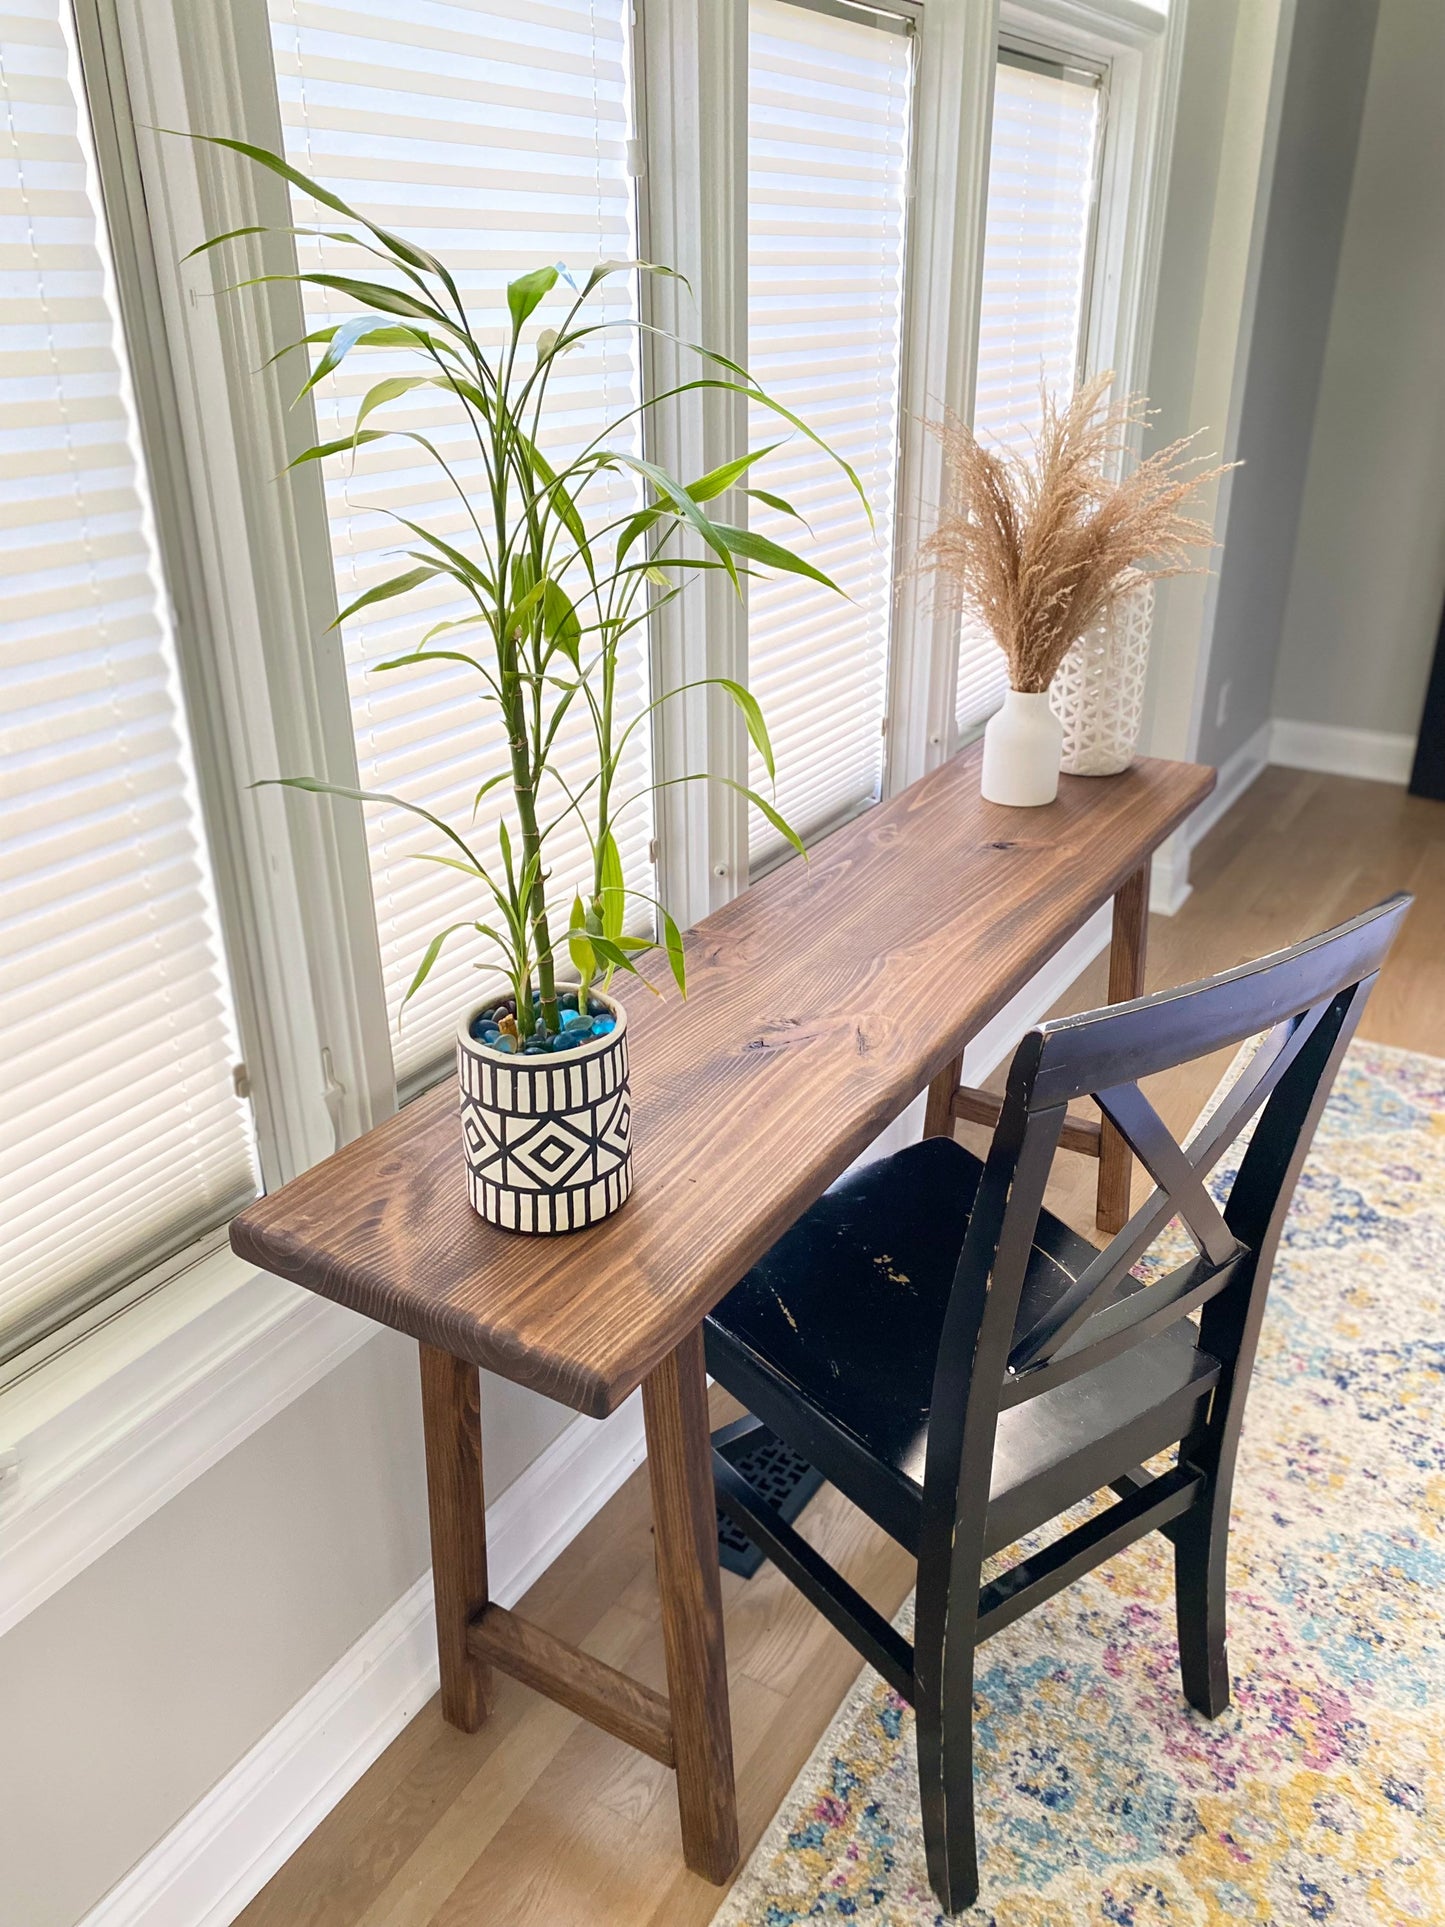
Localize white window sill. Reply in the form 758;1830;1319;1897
0;1244;376;1638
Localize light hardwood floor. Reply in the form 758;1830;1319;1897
237;767;1445;1927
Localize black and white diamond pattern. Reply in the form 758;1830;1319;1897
456;1006;632;1234
459;1100;504;1175
508;1113;594;1188
595;1087;631;1163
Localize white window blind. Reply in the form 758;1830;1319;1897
956;51;1101;734
269;0;652;1082
0;0;255;1361
746;0;912;866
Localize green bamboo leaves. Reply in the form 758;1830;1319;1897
198;134;863;1044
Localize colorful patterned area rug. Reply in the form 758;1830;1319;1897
712;1040;1445;1925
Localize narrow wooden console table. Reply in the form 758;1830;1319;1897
230;744;1213;1885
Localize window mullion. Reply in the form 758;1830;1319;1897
636;0;750;926
884;0;999;789
98;0;397;1182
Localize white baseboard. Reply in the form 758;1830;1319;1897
1270;717;1414;784
1192;719;1274;848
79;1574;438;1927
1146;719;1275;915
0;1253;377;1642
78;1390;648;1927
1148;836;1193;917
1136;713;1411;913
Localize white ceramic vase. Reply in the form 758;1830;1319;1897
1050;573;1154;776
980;689;1064;807
456;993;632;1234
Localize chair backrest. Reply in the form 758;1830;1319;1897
919;893;1410;1563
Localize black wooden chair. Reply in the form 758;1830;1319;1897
705;895;1409;1914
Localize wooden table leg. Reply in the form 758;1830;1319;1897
923;1052;964;1138
642;1326;740;1885
1097;863;1150;1233
419;1344;493;1732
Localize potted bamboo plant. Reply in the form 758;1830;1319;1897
197;139;860;1233
921;374;1229;805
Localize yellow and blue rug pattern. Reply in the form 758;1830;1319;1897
713;1042;1445;1924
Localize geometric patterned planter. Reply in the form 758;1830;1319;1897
456;995;632;1234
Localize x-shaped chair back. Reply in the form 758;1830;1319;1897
909;891;1410;1909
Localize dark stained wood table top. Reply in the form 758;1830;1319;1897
231;745;1214;1418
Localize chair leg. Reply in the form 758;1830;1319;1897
915;1648;980;1914
1173;1498;1231;1718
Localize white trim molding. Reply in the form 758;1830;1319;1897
75;1391;647;1927
1193;717;1274;842
883;0;998;794
0;1252;376;1639
1144;707;1417;915
78;1575;438;1927
1148;841;1193;917
634;0;751;923
1148;717;1273;914
1270;718;1415;786
92;0;399;1175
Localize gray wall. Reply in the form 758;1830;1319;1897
0;1333;571;1927
1140;0;1290;765
1193;0;1379;768
1272;0;1445;739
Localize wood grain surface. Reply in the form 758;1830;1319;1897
420;1346;492;1731
950;1084;1103;1155
1097;863;1151;1231
641;1328;740;1882
230;745;1213;1417
468;1604;675;1767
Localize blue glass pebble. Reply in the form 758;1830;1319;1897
561;1009;587;1029
592;1016;616;1035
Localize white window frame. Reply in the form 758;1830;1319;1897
641;0;995;840
884;0;1000;790
1004;0;1187;414
83;0;399;1174
935;0;1188;760
633;0;752;928
740;0;918;878
0;0;396;1626
0;0;1186;1631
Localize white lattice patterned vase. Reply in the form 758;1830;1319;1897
1049;572;1155;776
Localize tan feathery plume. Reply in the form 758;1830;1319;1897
920;373;1236;693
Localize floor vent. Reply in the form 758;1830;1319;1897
715;1428;825;1579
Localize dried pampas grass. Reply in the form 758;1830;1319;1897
920;373;1234;694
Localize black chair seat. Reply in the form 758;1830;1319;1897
705;1136;1221;1559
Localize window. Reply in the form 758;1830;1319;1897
746;0;914;866
0;1;255;1364
956;47;1103;735
0;0;1179;1402
267;0;653;1083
